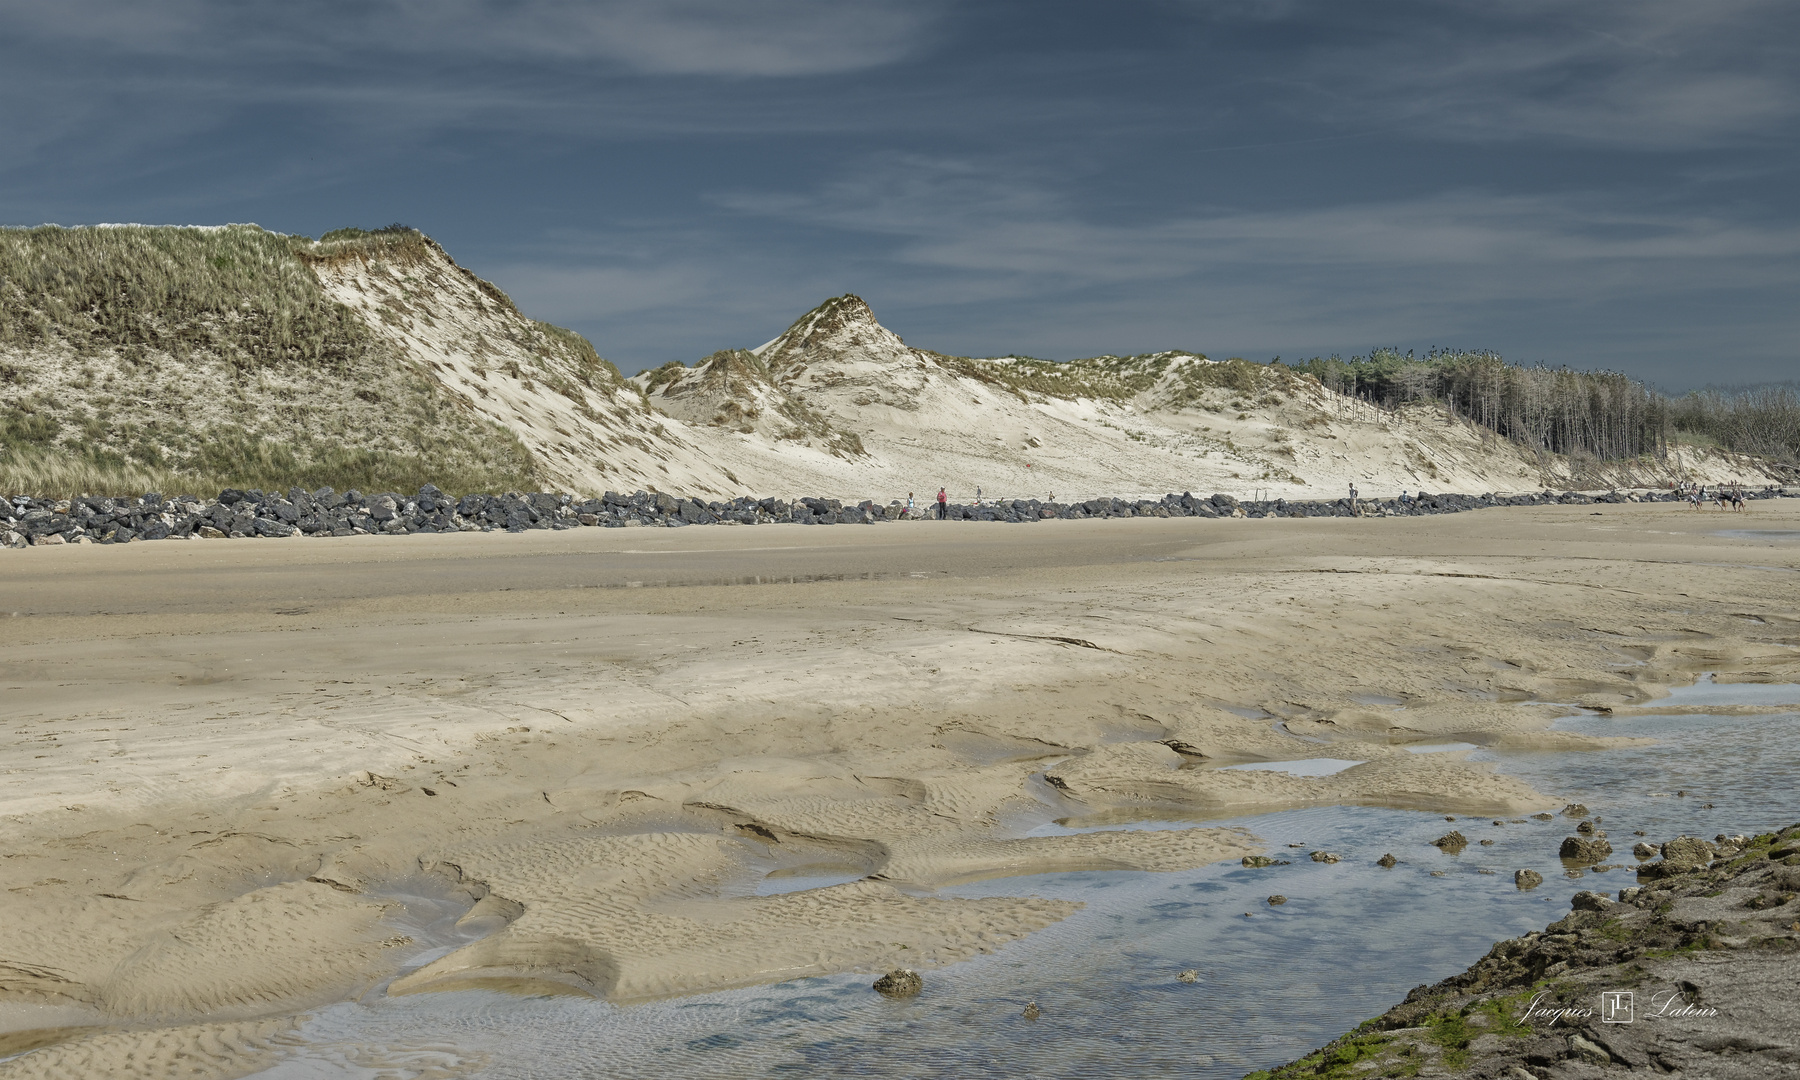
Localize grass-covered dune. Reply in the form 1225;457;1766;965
0;224;545;498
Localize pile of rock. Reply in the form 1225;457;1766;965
4;484;1790;547
1252;824;1800;1080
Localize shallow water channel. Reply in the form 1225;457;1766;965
249;687;1800;1080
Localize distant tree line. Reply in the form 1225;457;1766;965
1665;385;1800;464
1285;349;1798;466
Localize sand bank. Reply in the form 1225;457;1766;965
2;503;1796;1076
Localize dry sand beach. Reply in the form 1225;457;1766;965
3;502;1799;1077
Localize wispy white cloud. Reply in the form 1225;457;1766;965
686;154;1800;382
1218;0;1800;149
717;155;1800;294
0;0;937;76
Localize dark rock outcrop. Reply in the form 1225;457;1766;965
872;969;923;998
1245;824;1800;1080
1559;836;1613;864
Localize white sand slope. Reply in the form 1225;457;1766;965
313;250;747;496
614;292;1784;501
312;243;1787;501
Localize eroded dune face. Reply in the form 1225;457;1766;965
2;505;1798;1074
313;247;1785;501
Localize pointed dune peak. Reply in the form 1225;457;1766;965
753;294;913;375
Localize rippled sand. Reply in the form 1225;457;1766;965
2;504;1796;1077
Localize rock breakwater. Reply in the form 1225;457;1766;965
2;485;1789;547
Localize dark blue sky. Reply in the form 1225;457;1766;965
4;1;1796;387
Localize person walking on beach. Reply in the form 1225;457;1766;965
1349;482;1360;517
936;488;947;520
905;492;915;518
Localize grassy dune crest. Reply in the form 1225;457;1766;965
0;224;536;497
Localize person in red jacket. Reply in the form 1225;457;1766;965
936;488;948;520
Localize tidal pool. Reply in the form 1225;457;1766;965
246;693;1800;1080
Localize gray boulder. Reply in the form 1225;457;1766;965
1661;836;1714;866
1570;890;1612;912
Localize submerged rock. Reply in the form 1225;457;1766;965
873;969;923;998
1515;869;1544;889
1377;853;1397;868
1241;855;1276;868
1433;831;1469;852
1268;895;1288;906
1560;803;1589;817
1176;969;1198;983
1309;851;1341;864
1022;1002;1041;1020
1559;836;1612;864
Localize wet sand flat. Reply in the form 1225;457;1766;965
2;504;1797;1077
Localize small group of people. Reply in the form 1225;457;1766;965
900;487;994;519
901;489;952;519
1682;482;1747;512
